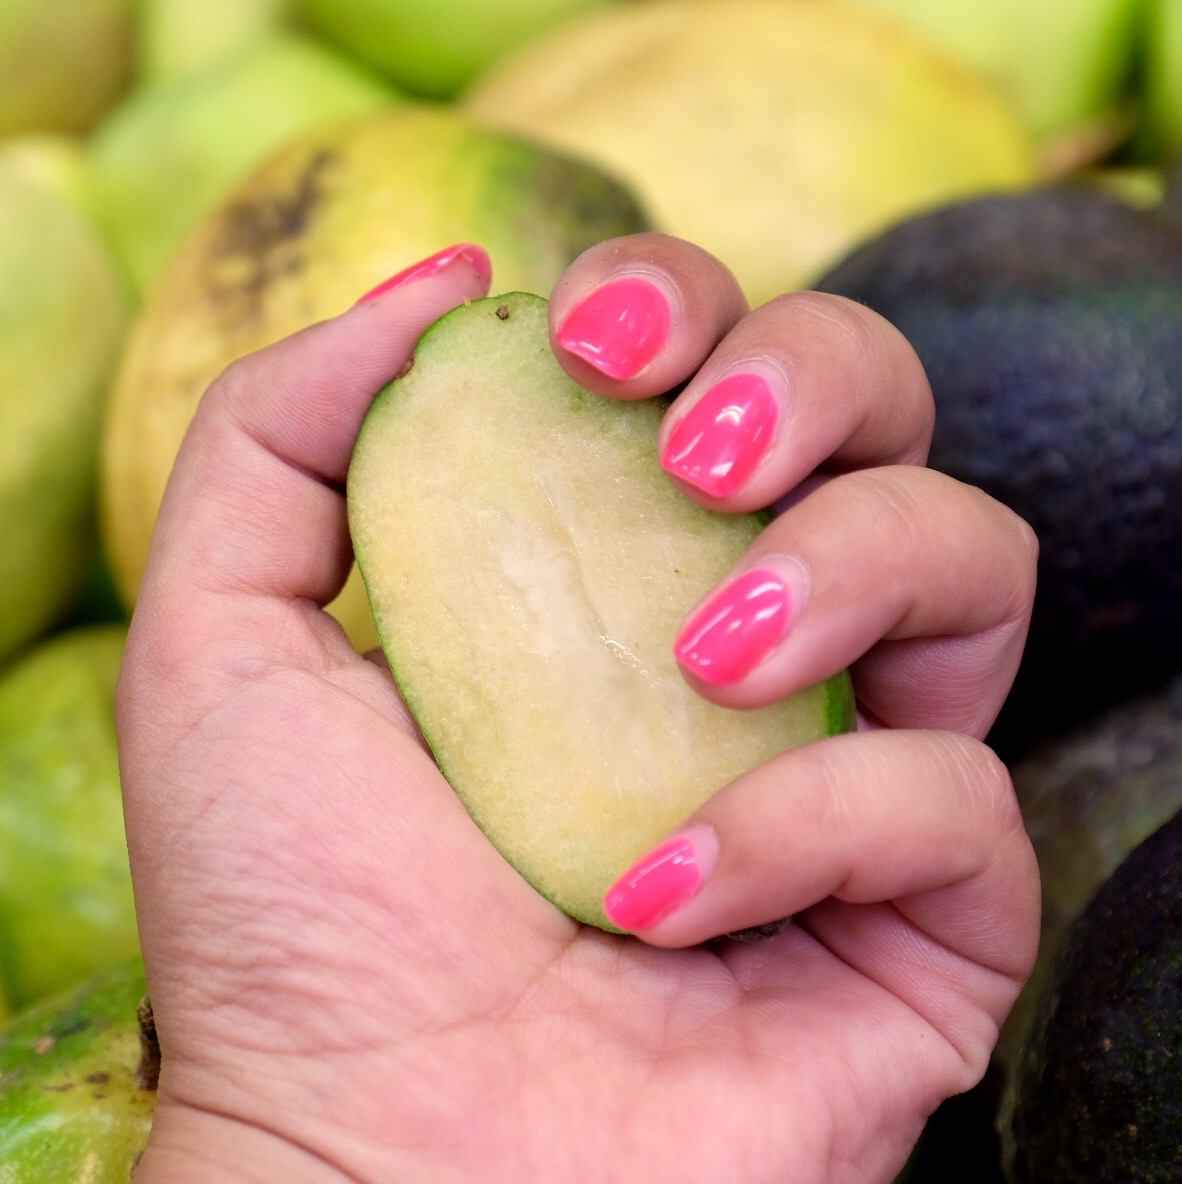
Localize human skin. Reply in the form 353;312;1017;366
119;233;1040;1184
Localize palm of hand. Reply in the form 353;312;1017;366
129;628;979;1184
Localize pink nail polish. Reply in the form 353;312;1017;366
556;277;671;379
675;568;793;685
604;830;715;931
355;243;491;304
662;372;780;497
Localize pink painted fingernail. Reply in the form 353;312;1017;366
604;828;717;931
675;568;794;685
662;372;780;497
355;243;491;304
556;277;671;379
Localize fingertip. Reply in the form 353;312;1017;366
671;556;812;703
549;232;747;400
657;361;787;508
602;824;719;939
554;273;675;383
354;242;492;306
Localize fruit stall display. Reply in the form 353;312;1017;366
1;1;1180;1179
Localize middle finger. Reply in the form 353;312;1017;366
658;291;935;512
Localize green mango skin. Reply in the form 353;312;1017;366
0;164;132;664
1142;0;1182;163
0;627;139;1010
851;0;1141;141
138;0;291;83
0;135;90;213
0;0;135;135
297;0;617;100
88;30;397;293
0;960;156;1184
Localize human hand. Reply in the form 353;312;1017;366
119;235;1039;1184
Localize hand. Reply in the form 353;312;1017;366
119;235;1039;1184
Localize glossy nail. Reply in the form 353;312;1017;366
356;243;491;304
675;568;794;685
662;372;780;496
556;276;671;379
603;828;717;931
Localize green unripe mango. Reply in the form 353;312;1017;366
88;30;397;293
138;0;291;83
850;0;1141;141
0;960;156;1183
296;0;617;100
0;627;138;1009
0;164;131;663
1142;0;1182;163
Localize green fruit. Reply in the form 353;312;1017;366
0;959;156;1182
0;134;90;211
1070;165;1168;210
296;0;616;100
0;627;138;1009
464;0;1035;304
101;105;650;653
0;0;134;135
139;0;291;83
348;293;854;929
850;0;1141;141
0;163;131;664
814;187;1182;753
1142;0;1182;164
1002;807;1182;1182
88;30;396;293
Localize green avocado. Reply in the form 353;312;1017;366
0;959;156;1183
0;626;139;1009
1002;806;1182;1182
815;187;1182;756
348;293;854;930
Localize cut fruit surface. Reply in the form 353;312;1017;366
349;293;853;930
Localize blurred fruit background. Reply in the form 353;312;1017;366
1;0;1179;1179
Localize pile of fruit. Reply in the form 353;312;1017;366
1;1;1179;1180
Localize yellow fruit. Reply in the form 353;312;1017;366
465;0;1036;303
101;106;649;649
89;31;396;294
